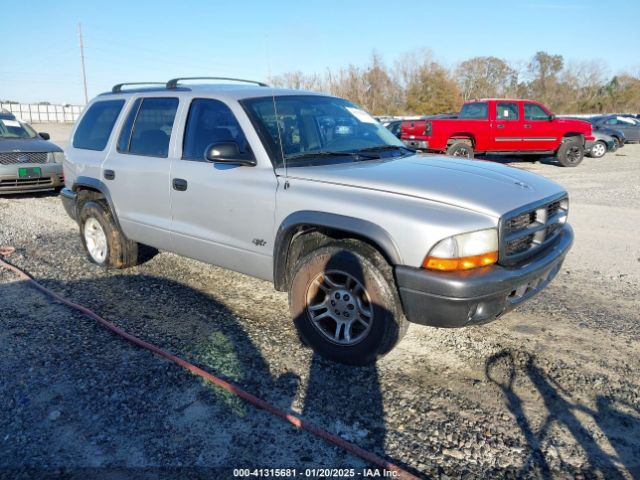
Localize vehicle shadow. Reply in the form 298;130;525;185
486;350;640;478
0;272;305;476
0;261;420;476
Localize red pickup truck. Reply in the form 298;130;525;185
401;99;594;167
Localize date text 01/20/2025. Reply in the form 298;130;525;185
233;468;398;477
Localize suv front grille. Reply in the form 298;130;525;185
0;152;48;165
500;195;568;265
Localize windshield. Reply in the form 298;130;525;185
241;95;407;167
0;117;38;139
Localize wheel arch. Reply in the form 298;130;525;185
273;211;402;291
447;133;476;147
72;176;121;228
561;132;585;143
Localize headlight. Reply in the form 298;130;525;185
422;228;498;271
47;152;66;164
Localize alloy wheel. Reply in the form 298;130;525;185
305;270;374;346
84;217;108;263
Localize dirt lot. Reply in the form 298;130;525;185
1;125;639;479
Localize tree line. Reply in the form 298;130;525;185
269;50;640;116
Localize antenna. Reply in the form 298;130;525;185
78;23;88;105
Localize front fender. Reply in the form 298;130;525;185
272;211;402;291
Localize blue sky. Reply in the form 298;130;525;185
1;0;639;104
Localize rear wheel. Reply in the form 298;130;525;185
288;242;408;365
612;136;621;150
556;140;584;167
589;141;607;158
79;200;156;268
446;141;474;158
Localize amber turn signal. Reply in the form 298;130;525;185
422;251;498;271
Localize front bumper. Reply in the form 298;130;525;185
395;224;574;328
60;187;78;221
0;163;64;194
402;139;429;150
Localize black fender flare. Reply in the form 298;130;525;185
72;176;122;229
273;210;402;291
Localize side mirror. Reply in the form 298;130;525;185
205;142;256;166
39;132;50;140
548;114;556;122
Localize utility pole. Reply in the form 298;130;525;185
78;23;88;105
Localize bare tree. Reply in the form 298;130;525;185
455;56;518;101
268;48;639;116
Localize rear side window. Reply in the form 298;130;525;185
524;103;549;121
118;97;178;157
459;102;488;119
73;100;125;151
182;98;248;160
496;102;519;120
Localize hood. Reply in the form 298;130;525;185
0;137;62;153
553;118;592;135
279;154;566;218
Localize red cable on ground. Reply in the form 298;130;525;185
0;247;419;480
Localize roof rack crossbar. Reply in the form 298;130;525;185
166;77;268;89
112;82;165;93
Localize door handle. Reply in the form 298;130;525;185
103;169;115;180
524;124;532;129
496;124;504;129
172;178;188;191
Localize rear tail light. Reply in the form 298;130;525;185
423;121;432;136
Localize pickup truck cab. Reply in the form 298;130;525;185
401;99;593;167
61;80;574;365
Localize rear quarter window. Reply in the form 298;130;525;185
73;100;125;151
459;102;488;119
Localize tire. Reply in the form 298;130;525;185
612;136;621;150
556;139;584;167
79;200;156;268
446;141;474;158
589;141;607;159
288;242;409;365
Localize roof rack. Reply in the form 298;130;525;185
112;82;165;93
166;77;268;89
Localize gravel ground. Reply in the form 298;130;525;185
1;127;639;479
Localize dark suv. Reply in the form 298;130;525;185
0;110;65;194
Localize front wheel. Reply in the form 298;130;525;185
288;243;408;365
556;140;584;167
446;141;474;158
589;141;607;158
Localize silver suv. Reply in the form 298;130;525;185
61;78;574;365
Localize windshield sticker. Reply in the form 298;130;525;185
1;119;21;128
346;107;377;124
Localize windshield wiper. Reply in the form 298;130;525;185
285;150;380;162
357;145;414;154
